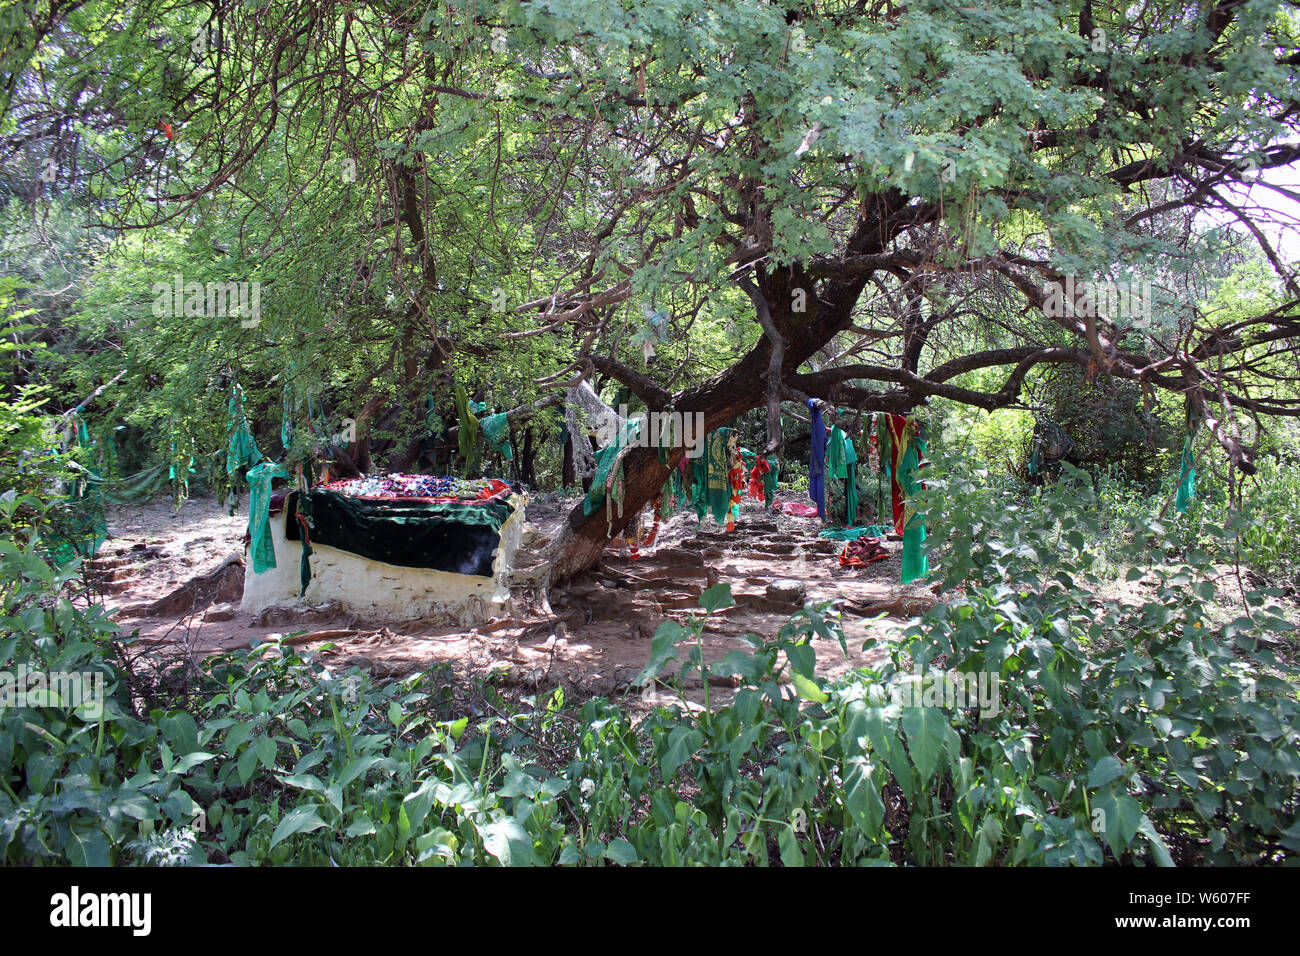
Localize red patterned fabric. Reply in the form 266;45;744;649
886;414;911;535
747;458;770;501
840;538;889;568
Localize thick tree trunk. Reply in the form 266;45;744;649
540;195;914;586
543;324;790;584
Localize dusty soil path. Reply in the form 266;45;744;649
89;493;931;701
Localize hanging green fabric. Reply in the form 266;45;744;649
1175;400;1198;513
843;430;859;468
659;458;685;520
657;407;677;466
827;426;847;479
50;416;108;564
898;426;929;585
227;385;263;478
835;429;859;525
583;417;642;518
845;461;859;527
691;454;707;522
246;461;290;573
281;375;309;457
454;384;481;471
480;412;514;460
99;462;170;505
701;428;735;526
425;391;438;434
168;419;195;503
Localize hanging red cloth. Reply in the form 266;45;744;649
886;414;912;535
641;495;663;548
725;441;746;532
747;458;770;501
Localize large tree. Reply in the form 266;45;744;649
4;0;1299;583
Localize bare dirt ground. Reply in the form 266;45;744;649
87;493;932;703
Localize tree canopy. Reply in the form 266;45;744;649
3;0;1299;577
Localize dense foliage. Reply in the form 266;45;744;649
2;0;1299;867
3;459;1295;866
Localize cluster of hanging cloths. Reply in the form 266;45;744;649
579;415;755;558
453;384;513;471
47;414;109;564
582;416;645;538
227;383;298;581
44;410;192;564
692;427;747;531
804;405;931;585
739;448;780;511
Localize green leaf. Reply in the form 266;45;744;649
843;757;885;835
778;824;805;867
1137;816;1175;867
790;669;828;704
1087;756;1125;788
901;706;950;783
973;815;1003;867
345;815;376;837
604;838;638;865
635;620;690;687
174;751;216;773
699;582;735;614
160;712;199;755
65;826;111;867
1092;793;1142;858
481;817;535;866
269;806;329;849
660;727;703;779
236;744;259;785
336;755;384;789
255;735;277;770
279;772;326;794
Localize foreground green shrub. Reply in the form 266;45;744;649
1;462;1296;865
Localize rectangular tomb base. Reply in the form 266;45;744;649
240;497;526;625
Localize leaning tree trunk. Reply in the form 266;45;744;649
541;341;777;584
540;194;915;586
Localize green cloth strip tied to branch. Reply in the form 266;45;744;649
226;384;263;478
1175;398;1198;514
479;412;513;460
246;461;289;574
898;426;929;585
